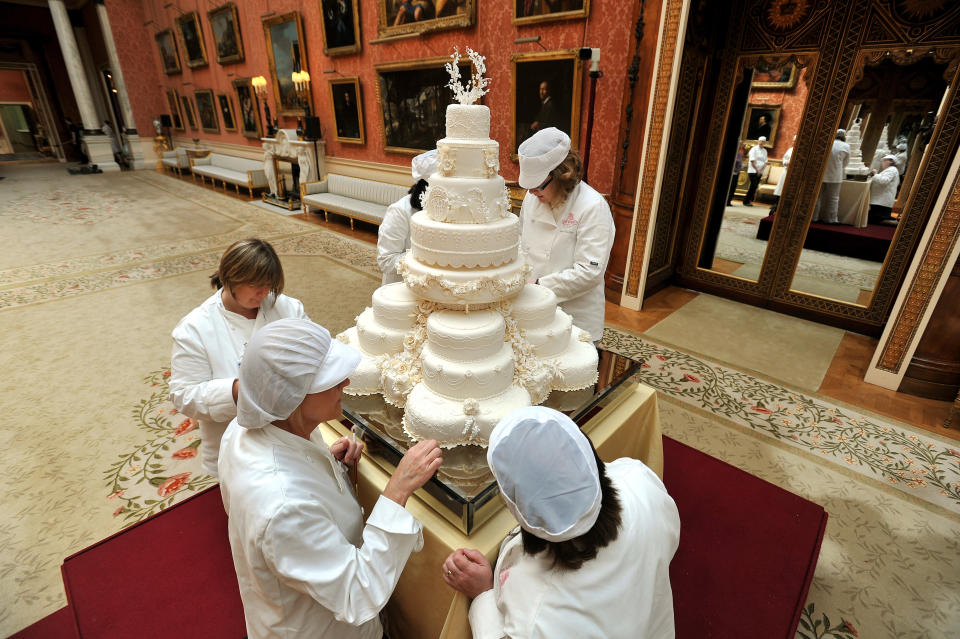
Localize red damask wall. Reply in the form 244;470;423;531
746;67;810;160
0;69;31;102
122;0;632;194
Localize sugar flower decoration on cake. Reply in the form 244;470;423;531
446;46;490;105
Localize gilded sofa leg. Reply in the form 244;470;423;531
350;217;355;230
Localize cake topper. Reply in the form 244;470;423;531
445;46;490;105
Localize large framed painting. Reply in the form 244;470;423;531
155;29;181;75
194;89;220;134
752;62;798;89
513;0;590;26
511;50;583;156
263;12;311;117
320;0;361;56
165;89;184;131
375;56;471;155
742;103;781;144
208;3;244;65
329;77;364;144
376;0;475;39
232;78;262;139
176;11;208;69
180;95;198;131
217;93;238;132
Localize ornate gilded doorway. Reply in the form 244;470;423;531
654;0;960;336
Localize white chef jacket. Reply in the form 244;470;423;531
747;144;767;175
869;165;900;208
377;196;415;285
773;147;792;197
169;290;307;477
894;151;908;177
218;421;424;639
823;139;850;183
468;459;680;639
519;182;615;342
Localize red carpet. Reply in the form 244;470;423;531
756;214;894;261
8;607;76;639
664;436;827;639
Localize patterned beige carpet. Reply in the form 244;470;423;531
1;166;956;637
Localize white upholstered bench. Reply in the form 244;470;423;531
300;174;409;228
160;148;190;176
189;153;268;196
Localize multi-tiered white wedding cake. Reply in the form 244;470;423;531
337;48;598;448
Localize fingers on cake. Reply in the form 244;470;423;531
337;47;598;449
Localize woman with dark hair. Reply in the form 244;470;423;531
169;238;309;477
517;128;615;344
442;406;680;637
377;149;438;285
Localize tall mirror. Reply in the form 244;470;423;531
697;56;811;281
788;54;948;305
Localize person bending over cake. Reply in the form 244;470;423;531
442;406;680;638
219;318;443;638
378;149;438;285
517;128;615;344
169;238;309;478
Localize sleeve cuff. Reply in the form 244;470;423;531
206;377;238;422
367;495;422;536
468;589;503;639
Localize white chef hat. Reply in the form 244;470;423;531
517;127;571;189
487;406;601;542
897;143;907;151
412;149;439;182
236;318;360;429
882;154;897;162
757;136;767;142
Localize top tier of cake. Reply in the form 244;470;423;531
445;104;490;140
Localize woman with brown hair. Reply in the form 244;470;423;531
517;128;615;344
169;238;308;478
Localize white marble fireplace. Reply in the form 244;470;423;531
261;129;326;199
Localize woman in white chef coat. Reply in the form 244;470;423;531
377;149;438;285
169;238;308;478
442;406;681;639
517;128;615;343
867;154;900;225
219;318;443;639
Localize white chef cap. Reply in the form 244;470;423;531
487;406;601;542
757;136;767;142
236;318;361;429
517;127;571;189
412;149;439;183
897;143;907;151
882;154;897;162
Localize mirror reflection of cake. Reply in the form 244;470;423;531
337;47;598;449
436;444;495;498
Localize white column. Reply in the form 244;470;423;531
94;0;135;132
48;0;98;132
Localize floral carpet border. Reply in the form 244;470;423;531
600;327;960;514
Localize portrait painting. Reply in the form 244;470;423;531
329;77;364;144
155;29;181;75
376;57;471;154
165;89;184;131
742;104;781;144
180;95;197;131
194;89;219;134
208;3;244;65
217;93;237;132
511;50;583;156
233;78;262;139
176;12;208;69
321;0;361;56
752;62;798;89
377;0;475;39
263;12;311;117
513;0;589;25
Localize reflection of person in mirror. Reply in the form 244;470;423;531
867;154;900;225
769;136;795;215
812;129;850;224
742;137;767;207
529;81;563;137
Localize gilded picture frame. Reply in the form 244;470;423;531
375;56;471;155
263;12;311;117
329;76;364;144
376;0;475;39
180;95;198;131
165;89;184;131
320;0;361;56
217;93;238;132
511;49;584;157
512;0;589;26
194;89;220;134
742;103;781;145
752;62;798;89
232;78;262;139
155;29;181;75
176;11;208;69
208;3;244;65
